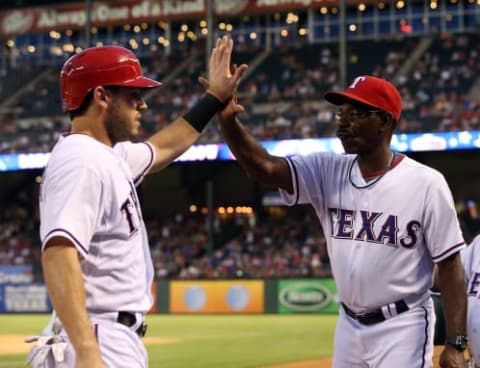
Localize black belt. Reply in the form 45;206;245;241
117;311;148;337
341;300;409;326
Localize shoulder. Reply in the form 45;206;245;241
46;134;115;176
113;141;154;159
399;155;446;182
289;152;353;168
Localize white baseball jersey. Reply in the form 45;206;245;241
39;134;155;314
460;235;480;363
280;152;465;312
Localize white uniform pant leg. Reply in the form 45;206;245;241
365;298;435;368
467;299;480;366
333;298;435;368
332;308;369;368
93;318;148;368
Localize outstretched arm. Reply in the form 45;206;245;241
437;252;467;367
147;36;247;173
216;99;292;192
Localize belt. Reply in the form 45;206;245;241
117;311;148;337
341;300;409;326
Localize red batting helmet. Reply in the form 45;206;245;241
60;46;162;112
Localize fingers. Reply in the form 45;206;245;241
232;103;245;113
224;37;233;74
232;64;248;86
198;76;209;88
207;35;246;101
209;36;226;71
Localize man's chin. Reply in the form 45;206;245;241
341;143;357;154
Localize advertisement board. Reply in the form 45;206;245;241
170;280;264;314
0;265;33;284
278;279;339;314
1;284;51;313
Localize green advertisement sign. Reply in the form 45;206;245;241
278;279;339;314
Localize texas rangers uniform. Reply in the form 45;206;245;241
461;234;480;366
279;152;465;367
35;134;155;367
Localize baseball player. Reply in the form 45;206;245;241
27;36;247;368
215;75;467;367
459;234;480;366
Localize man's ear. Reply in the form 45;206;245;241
92;86;109;109
380;113;396;133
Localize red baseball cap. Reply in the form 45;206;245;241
324;75;402;121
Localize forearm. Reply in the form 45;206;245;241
147;119;200;172
42;240;100;354
437;253;467;337
219;116;286;187
148;93;229;173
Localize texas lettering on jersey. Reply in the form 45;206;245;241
328;207;421;248
467;273;480;297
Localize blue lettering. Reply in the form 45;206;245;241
328;208;338;237
120;191;140;235
355;211;381;242
376;215;398;246
468;273;480;296
336;209;355;239
400;220;421;248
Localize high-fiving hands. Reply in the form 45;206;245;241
202;35;248;103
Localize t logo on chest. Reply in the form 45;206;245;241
120;188;142;235
328;208;421;248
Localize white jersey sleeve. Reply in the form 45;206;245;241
40;165;102;257
113;141;155;186
279;153;338;207
423;172;466;263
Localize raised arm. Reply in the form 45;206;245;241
147;36;247;173
216;100;293;192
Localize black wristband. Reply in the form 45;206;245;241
183;93;228;132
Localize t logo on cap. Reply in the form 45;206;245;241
349;76;366;89
324;75;402;121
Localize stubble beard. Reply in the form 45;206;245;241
104;104;136;145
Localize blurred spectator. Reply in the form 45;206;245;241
1;33;480;151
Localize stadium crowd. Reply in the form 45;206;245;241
0;202;331;280
1;33;480;153
2;195;480;281
2;31;480;280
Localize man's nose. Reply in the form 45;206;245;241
138;98;148;111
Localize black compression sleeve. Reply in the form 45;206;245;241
183;93;228;132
